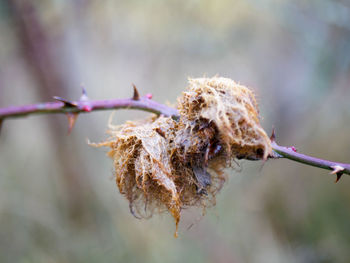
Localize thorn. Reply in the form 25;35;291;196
53;96;77;107
80;87;89;101
270;127;276;142
145;93;153;99
330;165;345;183
78;87;93;111
335;173;343;183
66;113;79;134
82;87;87;96
132;84;140;100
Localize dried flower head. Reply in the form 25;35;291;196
93;77;271;236
178;77;271;161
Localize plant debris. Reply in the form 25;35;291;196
92;77;272;236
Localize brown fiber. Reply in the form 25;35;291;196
93;77;271;236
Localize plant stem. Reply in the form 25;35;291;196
0;96;178;120
271;141;350;176
1;92;349;179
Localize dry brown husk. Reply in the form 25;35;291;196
93;77;271;236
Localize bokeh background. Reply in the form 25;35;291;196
1;0;350;262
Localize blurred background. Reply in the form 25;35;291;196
1;0;350;262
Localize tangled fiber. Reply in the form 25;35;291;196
93;77;271;236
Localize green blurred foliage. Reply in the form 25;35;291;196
0;0;350;262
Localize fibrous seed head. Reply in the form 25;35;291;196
93;76;272;236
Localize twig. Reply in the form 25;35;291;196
0;88;178;120
0;87;349;181
271;141;350;180
269;129;350;181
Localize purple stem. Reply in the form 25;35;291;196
271;142;350;176
0;96;178;119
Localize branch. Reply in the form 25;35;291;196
0;86;349;181
0;87;178;120
269;130;350;181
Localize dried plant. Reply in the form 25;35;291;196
1;76;349;237
92;77;275;236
